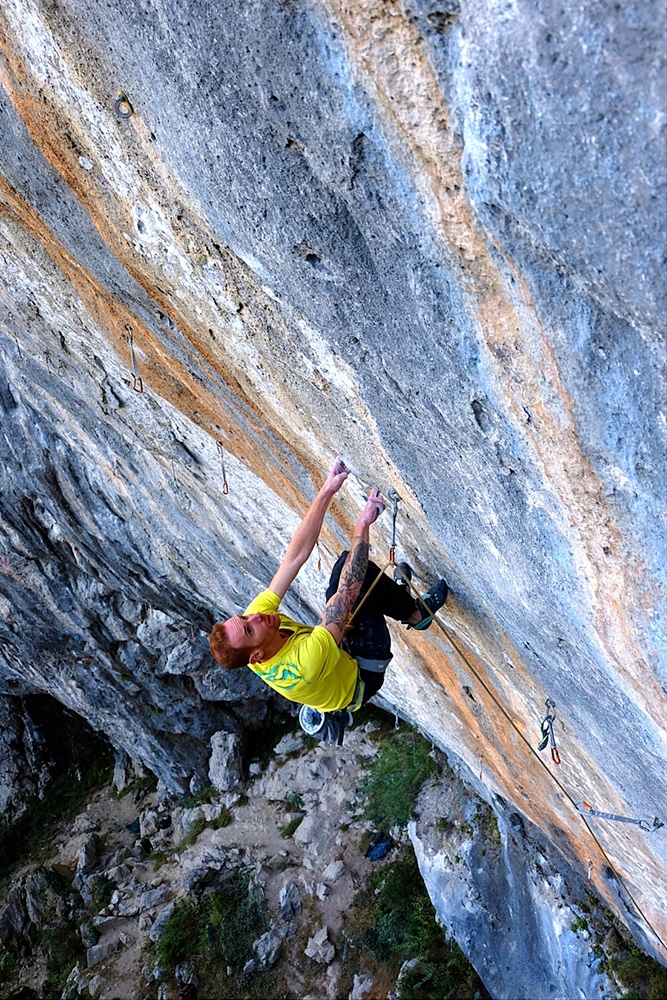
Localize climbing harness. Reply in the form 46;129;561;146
576;801;664;833
216;441;229;494
126;325;143;393
114;92;134;120
537;698;561;765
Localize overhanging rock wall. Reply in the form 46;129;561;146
0;0;665;972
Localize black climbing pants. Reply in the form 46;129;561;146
326;551;417;703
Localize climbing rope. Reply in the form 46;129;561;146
426;603;665;950
349;484;666;951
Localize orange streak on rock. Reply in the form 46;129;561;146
326;0;663;725
0;171;313;515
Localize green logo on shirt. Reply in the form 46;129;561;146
259;661;301;690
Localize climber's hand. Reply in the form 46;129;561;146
360;488;385;527
324;457;350;494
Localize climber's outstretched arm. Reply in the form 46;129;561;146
320;489;385;644
268;458;349;599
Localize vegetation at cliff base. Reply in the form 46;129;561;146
340;848;488;999
0;699;114;894
152;869;281;999
360;723;438;830
607;947;667;1000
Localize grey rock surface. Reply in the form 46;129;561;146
208;730;243;792
254;926;284;968
411;754;615;999
304;925;336;965
0;0;664;986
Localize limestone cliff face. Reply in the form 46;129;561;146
0;0;664;978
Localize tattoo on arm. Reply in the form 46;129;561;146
323;593;347;629
322;538;369;634
339;540;369;592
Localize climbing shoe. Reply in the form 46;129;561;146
407;578;448;630
393;561;413;587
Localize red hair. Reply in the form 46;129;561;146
209;623;249;670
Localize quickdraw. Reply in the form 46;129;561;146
387;487;401;565
537;698;561;765
126;325;143;393
576;801;664;833
216;441;229;495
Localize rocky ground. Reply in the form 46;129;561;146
0;719;435;1000
2;712;665;1000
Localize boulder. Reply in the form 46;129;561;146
61;962;83;1000
279;881;302;921
76;834;100;875
293;814;317;845
304;926;335;965
87;939;118;968
208;732;242;793
322;860;345;882
0;885;30;949
148;900;177;943
254;926;283;967
273;733;303;756
349;974;374;1000
112;750;132;792
182;865;234;898
139;886;168;911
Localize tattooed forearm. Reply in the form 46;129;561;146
323;593;347;629
339;539;369;593
321;536;369;637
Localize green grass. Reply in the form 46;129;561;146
359;726;439;830
280;815;304;838
0;945;17;988
41;923;84;999
608;947;667;999
339;847;488;999
0;868;85;999
182;786;220;809
153;869;282;998
175;815;208;852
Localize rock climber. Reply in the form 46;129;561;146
209;458;447;733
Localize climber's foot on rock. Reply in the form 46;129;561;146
393;562;413;587
405;579;448;630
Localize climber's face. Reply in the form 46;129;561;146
223;612;281;662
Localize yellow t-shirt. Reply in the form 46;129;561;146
244;589;359;712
